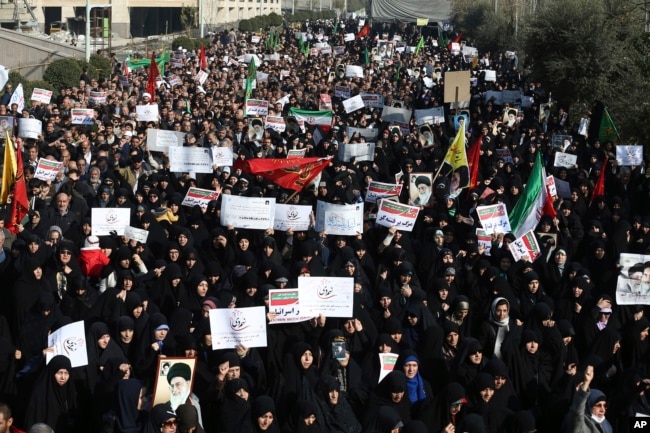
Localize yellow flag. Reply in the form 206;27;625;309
443;123;470;194
0;132;16;204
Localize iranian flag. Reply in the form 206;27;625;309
288;108;333;132
509;152;554;237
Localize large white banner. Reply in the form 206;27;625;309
46;320;88;367
146;129;185;151
169;147;212;173
298;276;354;317
315;201;364;236
209;307;267;349
273;203;312;231
91;208;131;236
375;199;420;231
220;195;275;229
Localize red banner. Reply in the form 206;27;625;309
235;157;331;191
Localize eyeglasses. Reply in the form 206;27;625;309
163;419;179;428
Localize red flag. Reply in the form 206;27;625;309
146;53;160;98
199;45;208;70
447;32;463;51
467;136;482;190
235;157;331;191
357;24;370;39
590;157;608;206
9;135;28;234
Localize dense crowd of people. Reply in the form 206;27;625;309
0;16;647;433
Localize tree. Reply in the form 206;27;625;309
521;0;650;142
180;4;198;36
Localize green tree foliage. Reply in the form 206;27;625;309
90;54;112;80
44;58;82;90
521;0;649;142
452;0;516;52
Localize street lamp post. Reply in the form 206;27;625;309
85;1;112;61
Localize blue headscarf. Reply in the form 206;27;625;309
404;354;427;403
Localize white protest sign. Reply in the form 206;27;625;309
375;199;419;232
146;129;185;151
194;70;208;85
476;228;493;256
546;175;557;198
136;104;159;122
34;158;63;181
335;85;351;99
46;320;88;367
265;116;286;132
346;127;378;142
554;152;578;168
414;107;445;125
378;353;399;383
344;33;355;42
483;70;497;81
245;99;269;116
268;289;312;324
509;230;542;262
477;203;511;234
339;142;375;162
333;46;346;55
495;148;514;164
617;145;643;166
342;95;364;113
220;195;275;230
168;74;182;86
209;307;267;349
91;208;131;236
182;187;220;208
381;105;412;124
315;201;363;236
30;88;52;104
553;176;572;199
298;276;354;317
18;118;42;139
360;93;384;109
365;181;403;203
169;146;212;173
71;108;95;125
211;146;234;167
123;225;149;243
287;148;307;159
345;65;364;78
273;203;312;231
89;91;107;104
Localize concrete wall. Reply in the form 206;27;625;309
0;28;82;80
